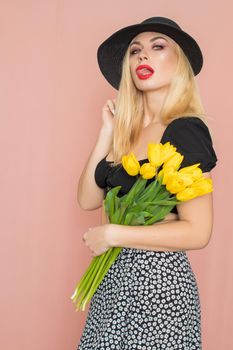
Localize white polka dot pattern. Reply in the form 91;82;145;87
77;248;202;349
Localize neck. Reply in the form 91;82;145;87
142;87;169;127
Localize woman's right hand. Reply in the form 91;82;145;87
101;98;116;136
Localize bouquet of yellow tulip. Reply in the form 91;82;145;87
70;141;213;311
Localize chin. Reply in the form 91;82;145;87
134;79;171;92
135;83;162;92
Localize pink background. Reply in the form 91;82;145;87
0;1;232;349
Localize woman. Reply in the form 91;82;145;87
77;17;218;349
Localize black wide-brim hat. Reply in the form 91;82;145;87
97;16;203;90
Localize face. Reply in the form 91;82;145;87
129;31;178;92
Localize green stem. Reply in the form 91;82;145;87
70;257;98;302
71;255;98;292
71;250;109;304
79;247;122;311
76;254;106;298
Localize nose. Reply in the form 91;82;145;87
138;50;149;61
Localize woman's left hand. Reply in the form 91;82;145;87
82;224;112;257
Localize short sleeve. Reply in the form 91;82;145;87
163;117;218;172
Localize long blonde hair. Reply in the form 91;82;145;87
109;38;214;166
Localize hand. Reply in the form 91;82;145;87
82;224;112;257
101;98;117;136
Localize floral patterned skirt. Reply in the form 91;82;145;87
77;247;202;350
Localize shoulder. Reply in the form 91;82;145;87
168;116;209;132
163;116;218;172
166;116;212;148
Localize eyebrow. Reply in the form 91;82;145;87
129;36;168;47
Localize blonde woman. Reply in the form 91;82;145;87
77;17;218;349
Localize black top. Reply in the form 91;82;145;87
94;117;218;215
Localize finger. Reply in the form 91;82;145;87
108;105;115;115
111;99;116;108
107;100;115;114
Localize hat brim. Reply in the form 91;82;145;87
97;22;203;90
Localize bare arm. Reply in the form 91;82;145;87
77;128;112;210
107;173;214;251
78;99;116;210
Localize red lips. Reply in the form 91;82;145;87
136;64;154;79
136;64;154;73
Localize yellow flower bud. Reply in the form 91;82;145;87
139;162;156;179
158;166;177;185
163;152;184;171
176;177;213;201
190;177;213;195
161;141;177;162
178;163;203;180
166;172;193;194
176;187;198;201
147;143;164;167
121;152;140;176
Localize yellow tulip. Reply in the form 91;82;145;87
147;143;164;167
161;141;177;162
121;152;140;176
190;177;213;195
163;152;184;171
157;166;177;185
139;162;156;179
176;178;213;201
165;171;194;194
178;163;203;180
176;187;198;201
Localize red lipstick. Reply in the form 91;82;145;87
136;64;154;80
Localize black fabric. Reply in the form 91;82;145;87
161;116;218;172
94;116;218;215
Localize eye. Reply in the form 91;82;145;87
130;45;164;55
153;45;164;50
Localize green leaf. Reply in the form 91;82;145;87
144;204;160;216
123;210;154;226
114;195;121;212
144;200;180;206
136;177;159;202
121;177;147;206
124;212;135;225
111;208;122;223
130;213;146;225
125;201;149;213
104;186;122;218
144;204;177;225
